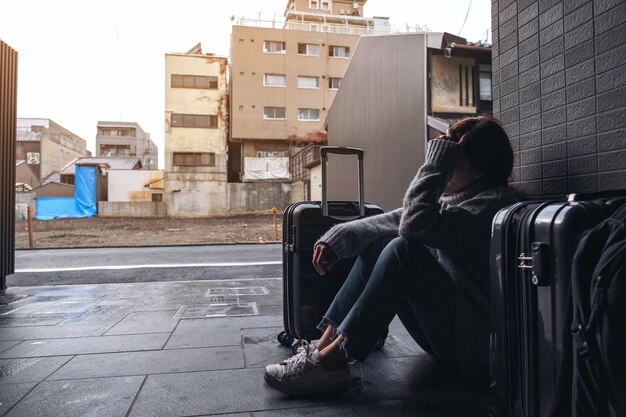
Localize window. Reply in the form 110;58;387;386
171;74;218;89
298;108;320;121
61;175;75;185
309;0;319;9
264;40;286;53
297;43;320;56
458;64;475;106
329;45;349;58
297;76;320;89
321;0;331;10
264;107;286;120
100;144;131;157
171;114;218;128
98;127;136;137
478;64;492;101
173;152;216;166
264;73;286;87
328;77;342;89
151;193;163;202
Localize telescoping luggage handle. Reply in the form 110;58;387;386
320;146;365;218
567;189;626;201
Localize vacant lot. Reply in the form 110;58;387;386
15;213;282;249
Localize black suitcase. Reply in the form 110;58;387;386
488;192;626;417
278;146;384;350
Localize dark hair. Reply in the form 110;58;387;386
447;115;514;186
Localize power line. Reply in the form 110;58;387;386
458;0;473;36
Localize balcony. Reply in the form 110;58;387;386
236;17;397;36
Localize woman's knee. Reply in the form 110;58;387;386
384;236;414;259
382;237;433;268
359;235;396;260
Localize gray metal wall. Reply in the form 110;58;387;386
1;40;17;290
492;0;626;197
325;34;427;212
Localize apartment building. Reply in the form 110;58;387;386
229;0;392;182
164;44;229;216
96;121;158;169
16;118;90;180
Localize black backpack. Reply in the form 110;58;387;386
571;203;626;417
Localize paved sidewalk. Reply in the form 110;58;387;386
0;279;488;416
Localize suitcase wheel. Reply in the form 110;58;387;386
374;328;389;350
277;331;295;347
292;340;309;355
374;336;385;350
484;405;506;417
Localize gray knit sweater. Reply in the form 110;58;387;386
316;138;518;381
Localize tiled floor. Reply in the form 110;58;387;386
0;279;489;416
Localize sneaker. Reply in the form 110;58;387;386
264;347;350;396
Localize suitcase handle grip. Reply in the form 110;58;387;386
320;146;365;217
567;189;626;201
320;146;364;159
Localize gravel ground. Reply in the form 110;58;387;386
15;213;282;249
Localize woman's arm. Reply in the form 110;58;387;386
399;138;503;255
315;208;402;261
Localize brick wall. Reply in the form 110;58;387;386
228;182;292;212
98;202;164;217
492;0;626;198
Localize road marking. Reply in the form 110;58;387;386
15;261;281;273
194;277;282;283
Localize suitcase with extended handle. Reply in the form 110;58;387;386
279;146;386;351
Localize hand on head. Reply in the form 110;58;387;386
440;132;480;194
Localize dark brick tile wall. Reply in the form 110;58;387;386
492;0;626;197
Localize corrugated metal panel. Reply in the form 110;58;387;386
1;40;18;290
60;157;142;174
326;34;428;212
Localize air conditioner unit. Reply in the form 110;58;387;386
352;2;359;9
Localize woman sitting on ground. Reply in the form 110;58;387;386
264;115;518;396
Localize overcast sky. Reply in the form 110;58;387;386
1;0;491;169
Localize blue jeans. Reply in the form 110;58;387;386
319;236;460;372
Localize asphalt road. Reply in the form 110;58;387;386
9;244;283;286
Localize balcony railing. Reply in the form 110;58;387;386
290;144;321;183
16;131;42;142
236;18;398;36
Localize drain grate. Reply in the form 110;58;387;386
1;301;93;317
205;287;269;297
174;302;258;318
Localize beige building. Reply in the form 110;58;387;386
164;44;229;216
96;121;158;169
16;118;90;180
229;0;392;182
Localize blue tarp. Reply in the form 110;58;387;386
35;165;97;220
74;165;97;217
36;198;81;220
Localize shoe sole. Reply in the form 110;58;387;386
263;370;349;396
